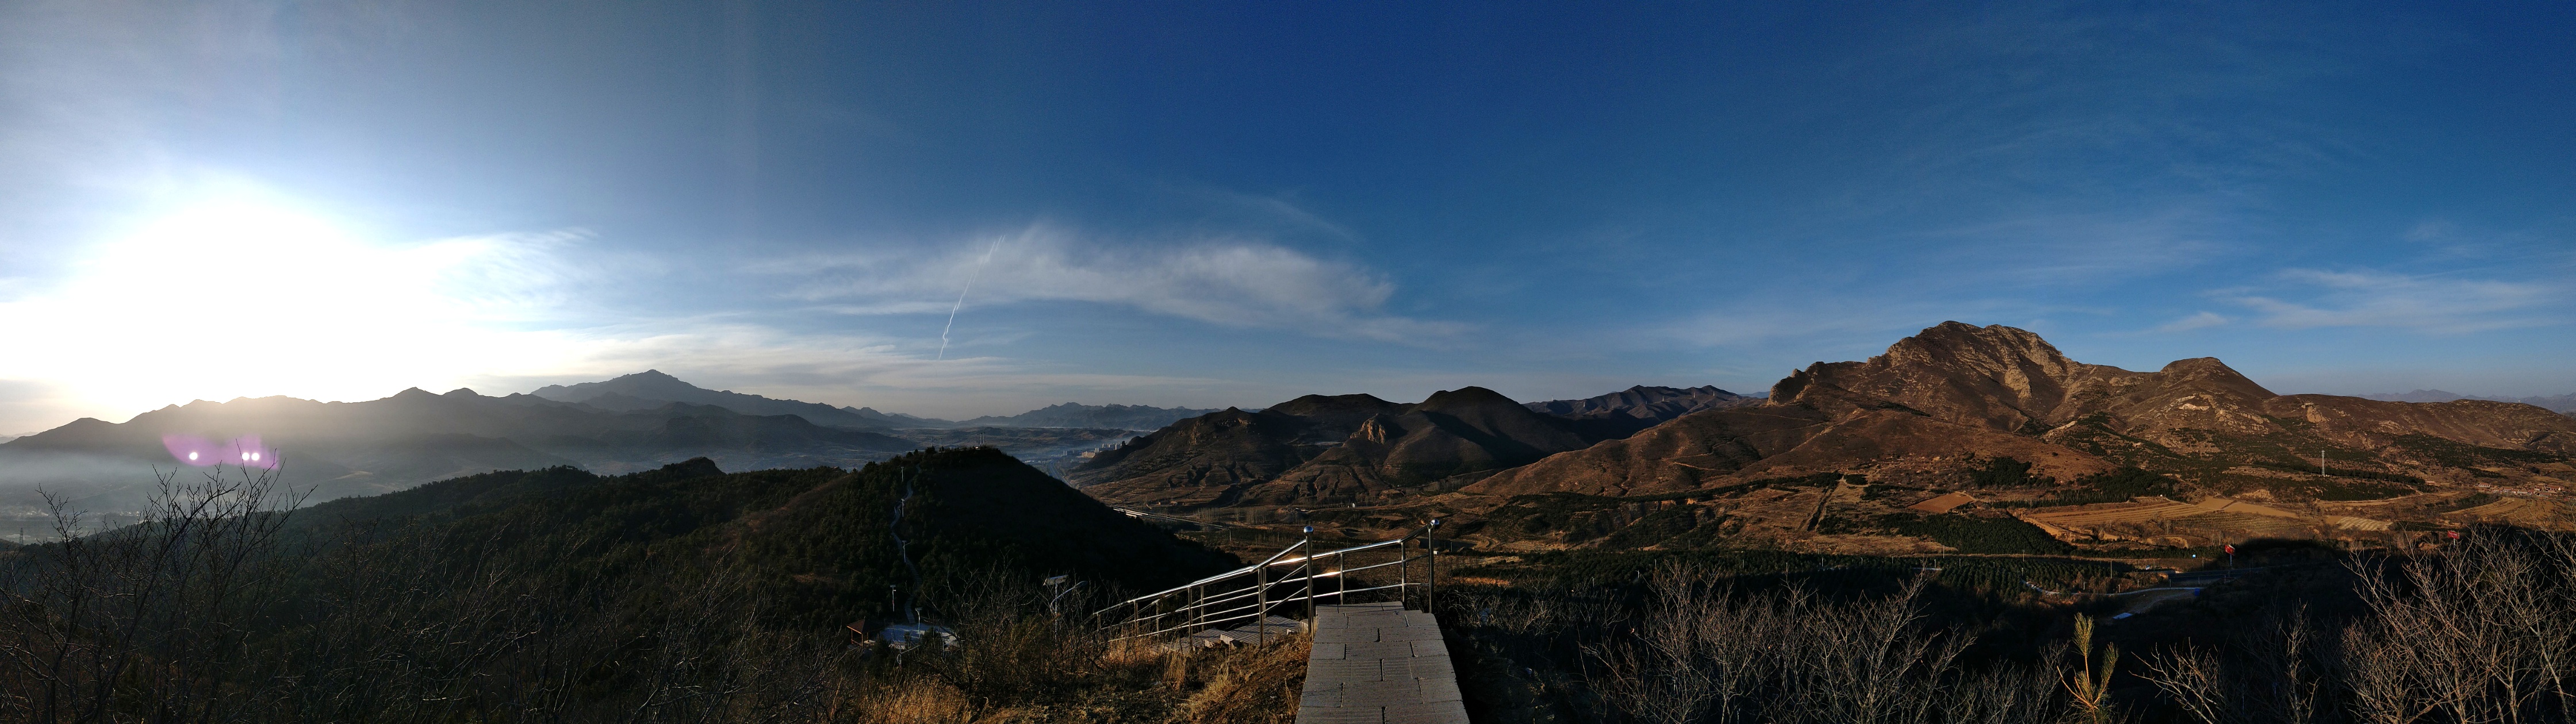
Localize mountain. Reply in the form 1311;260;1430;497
948;402;1224;431
2363;390;2576;415
1072;388;1599;508
531;370;894;429
1467;322;2576;500
1524;385;1763;438
0;387;917;529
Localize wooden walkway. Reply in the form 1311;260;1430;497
1295;602;1468;724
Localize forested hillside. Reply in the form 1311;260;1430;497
0;448;1245;722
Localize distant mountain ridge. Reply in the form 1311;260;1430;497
949;402;1223;430
532;371;895;429
530;371;1216;430
2362;389;2576;415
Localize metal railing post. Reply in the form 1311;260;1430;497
1301;525;1315;619
1256;559;1268;646
1397;535;1409;610
1337;548;1347;604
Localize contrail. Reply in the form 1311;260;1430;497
936;239;1003;361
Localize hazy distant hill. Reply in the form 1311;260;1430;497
949;402;1222;431
841;406;953;426
2362;389;2576;415
532;370;895;429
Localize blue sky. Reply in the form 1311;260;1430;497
1;1;2570;432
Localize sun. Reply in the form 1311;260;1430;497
0;195;592;417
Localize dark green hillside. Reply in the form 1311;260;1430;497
290;457;722;528
304;447;1236;629
739;446;1241;627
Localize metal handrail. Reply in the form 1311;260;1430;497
1098;521;1443;643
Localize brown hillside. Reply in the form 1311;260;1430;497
1241;387;1594;504
1076;387;1597;509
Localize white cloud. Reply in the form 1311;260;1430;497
2221;269;2566;333
2151;311;2229;333
775;225;1467;343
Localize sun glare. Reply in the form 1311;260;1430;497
0;197;593;417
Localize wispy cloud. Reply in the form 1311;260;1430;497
2150;311;2229;333
2220;269;2567;333
771;225;1467;344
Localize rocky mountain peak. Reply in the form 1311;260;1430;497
1881;322;2080;382
1410;386;1518;414
2153;357;2277;400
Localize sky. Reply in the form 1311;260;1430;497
1;1;2571;434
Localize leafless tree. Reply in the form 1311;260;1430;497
2335;529;2576;724
0;463;305;723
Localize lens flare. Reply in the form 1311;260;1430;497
160;433;279;469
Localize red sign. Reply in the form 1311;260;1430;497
2223;544;2236;554
2446;530;2462;540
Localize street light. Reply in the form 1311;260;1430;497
1427;518;1443;617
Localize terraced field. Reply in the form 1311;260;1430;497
2449;496;2573;528
1731;487;1829;530
2188;498;2302;519
1906;491;1977;513
2186;511;2315;536
2017;498;2206;526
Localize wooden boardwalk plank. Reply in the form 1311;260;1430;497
1295;604;1470;724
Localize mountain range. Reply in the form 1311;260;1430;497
0;372;1214;540
1064;322;2576;557
2362;389;2576;415
531;370;1218;430
1068;383;1762;509
0;388;915;515
1466;322;2575;500
14;323;2571;557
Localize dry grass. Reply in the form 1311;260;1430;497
841;634;1312;724
1177;633;1312;724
